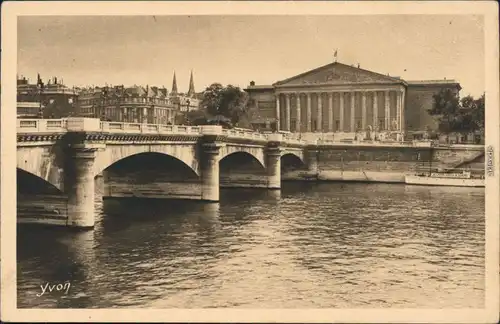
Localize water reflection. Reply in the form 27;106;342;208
18;182;484;309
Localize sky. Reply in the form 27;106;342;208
17;15;485;96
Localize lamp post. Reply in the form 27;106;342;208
185;99;191;125
100;88;108;121
37;78;45;119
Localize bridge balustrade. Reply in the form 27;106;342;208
17;118;308;144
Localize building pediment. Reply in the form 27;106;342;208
273;62;405;87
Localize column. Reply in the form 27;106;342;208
373;92;378;130
396;90;402;131
328;92;334;132
201;143;221;202
285;94;291;131
66;145;100;228
384;90;390;130
317;93;323;132
143;107;148;124
306;93;312;132
361;91;367;129
266;146;281;189
339;92;344;132
350;91;355;132
401;90;406;134
295;94;301;132
275;95;281;131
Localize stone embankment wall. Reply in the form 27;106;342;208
283;145;484;183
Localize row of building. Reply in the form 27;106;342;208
17;61;483;143
17;72;200;123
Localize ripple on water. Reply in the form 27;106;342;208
17;182;485;308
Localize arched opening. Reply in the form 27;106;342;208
17;168;62;195
219;151;267;188
281;153;307;182
17;168;67;224
99;152;202;202
281;153;306;173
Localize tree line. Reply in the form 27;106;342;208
428;89;485;135
177;83;252;129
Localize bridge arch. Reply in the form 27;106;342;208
219;151;267;188
17;147;64;191
281;152;307;172
99;151;200;178
98;152;202;200
280;151;304;163
218;146;266;169
94;145;199;176
17;168;63;194
219;151;266;170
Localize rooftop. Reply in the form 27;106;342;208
406;79;460;85
245;84;274;91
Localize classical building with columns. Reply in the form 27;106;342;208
245;62;461;140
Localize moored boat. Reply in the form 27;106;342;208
405;169;485;187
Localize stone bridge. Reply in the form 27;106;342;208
17;118;484;229
17;118;314;228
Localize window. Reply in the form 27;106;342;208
312;120;317;131
335;120;340;131
290;120;296;131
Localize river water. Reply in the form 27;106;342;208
17;182;485;308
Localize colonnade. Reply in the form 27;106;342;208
275;90;405;133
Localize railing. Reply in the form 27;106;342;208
314;138;434;148
17;119;67;133
17;118;295;143
23;118;479;150
222;128;269;142
100;121;203;135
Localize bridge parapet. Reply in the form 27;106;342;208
17;118;68;134
101;121;204;136
17;118;311;146
223;128;269;143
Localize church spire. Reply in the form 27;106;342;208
171;71;178;95
187;70;195;97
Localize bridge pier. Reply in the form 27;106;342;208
201;143;222;202
65;144;102;229
266;147;281;189
306;149;319;174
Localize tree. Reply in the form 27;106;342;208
201;83;249;126
428;89;485;135
466;93;485;132
43;97;76;118
176;109;209;126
